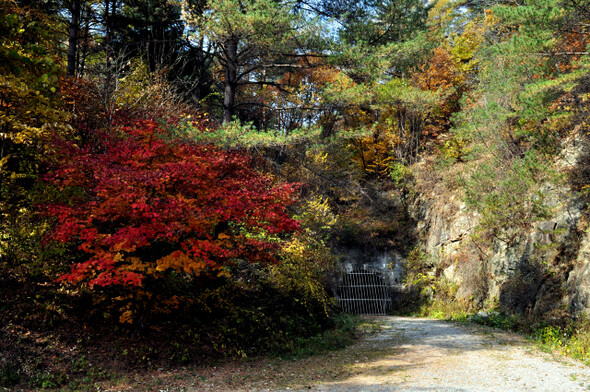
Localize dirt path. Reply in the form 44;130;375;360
101;316;590;391
283;316;590;392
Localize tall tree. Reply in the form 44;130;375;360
67;0;81;76
182;0;316;124
337;0;430;46
117;0;184;70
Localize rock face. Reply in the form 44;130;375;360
405;135;590;317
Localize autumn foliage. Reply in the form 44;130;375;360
413;46;464;137
41;115;300;289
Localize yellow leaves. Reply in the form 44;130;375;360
0;155;9;170
324;71;361;102
283;236;307;259
0;71;67;158
483;8;499;30
305;149;329;170
442;137;470;162
449;22;485;74
427;0;470;34
349;122;399;178
290;194;337;238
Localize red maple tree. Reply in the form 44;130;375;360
42;116;300;288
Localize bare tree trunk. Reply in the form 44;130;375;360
222;38;238;124
67;0;80;77
104;0;116;107
78;6;91;77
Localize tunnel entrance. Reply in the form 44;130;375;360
336;269;392;315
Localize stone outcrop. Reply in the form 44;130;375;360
405;135;590;317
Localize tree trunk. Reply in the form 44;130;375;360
104;0;115;107
78;6;91;77
222;38;238;124
67;0;80;77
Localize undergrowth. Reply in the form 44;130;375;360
413;301;590;365
277;313;371;359
469;312;590;364
531;317;590;364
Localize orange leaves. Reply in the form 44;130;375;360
119;310;134;324
251;58;348;131
554;31;589;73
156;251;207;275
413;47;462;93
412;46;466;138
217;232;231;241
277;56;341;90
123;256;155;274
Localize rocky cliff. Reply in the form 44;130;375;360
405;134;590;320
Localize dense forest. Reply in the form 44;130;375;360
3;0;590;388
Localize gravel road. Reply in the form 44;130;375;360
101;316;590;391
283;316;590;392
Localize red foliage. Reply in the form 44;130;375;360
41;116;300;288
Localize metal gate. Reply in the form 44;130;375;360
336;269;392;315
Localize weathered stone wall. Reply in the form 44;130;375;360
406;135;590;317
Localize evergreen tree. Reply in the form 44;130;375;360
182;0;319;123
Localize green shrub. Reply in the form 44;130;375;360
0;363;20;388
467;311;590;363
534;315;590;363
285;314;361;359
463;152;553;244
389;161;414;188
31;370;68;389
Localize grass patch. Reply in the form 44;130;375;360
468;311;524;332
414;298;470;322
533;318;590;364
277;313;366;359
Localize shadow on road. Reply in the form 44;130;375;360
93;316;537;391
125;316;503;391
